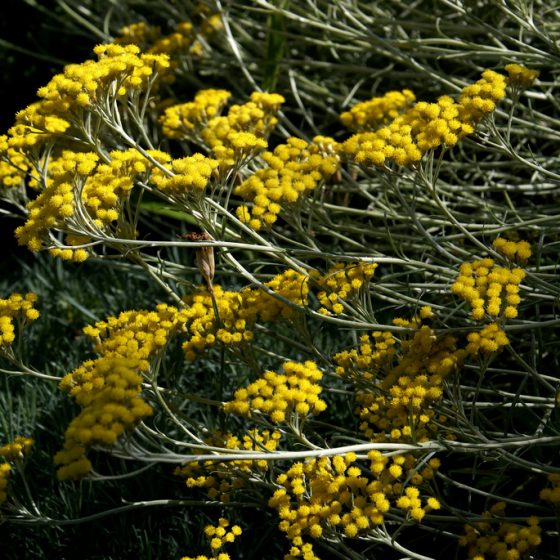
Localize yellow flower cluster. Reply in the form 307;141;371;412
175;429;281;502
364;327;463;442
0;135;29;187
0;292;40;347
4;44;170;155
162;90;285;170
151;153;219;195
160;89;232;139
116;11;222;65
16;145;219;258
182;285;256;361
342;69;508;167
492;237;532;265
460;502;541;560
540;473;560;506
366;450;441;515
207;126;268;170
81;302;189;371
181;517;242;560
0;463;10;505
54;301;189;479
147;22;197;58
451;257;526;321
269;451;441;558
243;268;310;322
505;63;539;89
220;91;285;137
49;234;94;262
235;137;339;230
37;43;170;114
340;89;416;131
55;357;152;480
204;518;242;554
199;13;223;37
15;151;99;254
312;261;377;315
5;103;72;152
336;310;464;443
269;453;380;558
395;486;441;522
0;45;173;192
200;92;285;169
465;322;510;354
0;436;34;461
0;159;25;188
182;270;309;361
451;241;531;356
0;436;34;504
224;360;327;424
114;22;163;47
341;120;421;167
81;148;165;227
333;330;396;382
457;69;507;123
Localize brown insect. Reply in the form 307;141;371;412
180;231;215;294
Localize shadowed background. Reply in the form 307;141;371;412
0;0;95;265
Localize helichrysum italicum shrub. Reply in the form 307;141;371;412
1;1;559;559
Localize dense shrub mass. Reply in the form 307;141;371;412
1;1;559;559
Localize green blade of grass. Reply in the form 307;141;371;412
262;1;289;92
139;201;199;225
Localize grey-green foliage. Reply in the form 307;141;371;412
1;1;559;559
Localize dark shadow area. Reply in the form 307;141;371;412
0;1;96;263
0;1;96;130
